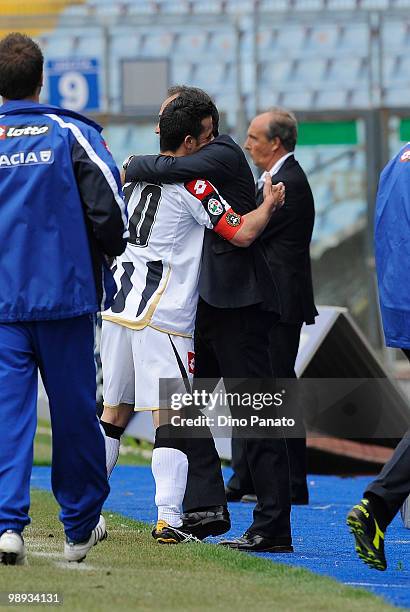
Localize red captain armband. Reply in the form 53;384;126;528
214;208;243;240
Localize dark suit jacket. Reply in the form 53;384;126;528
126;135;280;312
257;155;317;324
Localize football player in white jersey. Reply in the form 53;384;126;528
99;95;284;543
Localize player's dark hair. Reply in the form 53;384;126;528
167;84;219;136
160;94;214;152
0;33;43;100
267;107;298;152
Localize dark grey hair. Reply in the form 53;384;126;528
267;107;298;152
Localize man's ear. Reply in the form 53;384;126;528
185;135;194;151
36;72;44;95
271;136;281;151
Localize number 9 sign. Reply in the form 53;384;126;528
58;71;89;111
47;58;100;112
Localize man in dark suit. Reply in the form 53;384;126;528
226;109;317;505
124;87;293;553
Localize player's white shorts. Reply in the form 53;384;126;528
101;320;194;411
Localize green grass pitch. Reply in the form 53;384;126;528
0;490;399;612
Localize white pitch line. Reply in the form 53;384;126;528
345;582;410;588
54;561;97;571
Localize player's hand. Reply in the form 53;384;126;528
263;174;285;212
121;155;135;186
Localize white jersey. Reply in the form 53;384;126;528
102;178;242;337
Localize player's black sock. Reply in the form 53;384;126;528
99;420;125;478
100;420;125;440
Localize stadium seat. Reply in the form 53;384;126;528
140;32;175;57
303;25;340;57
275;25;312;57
110;31;142;58
361;0;389;8
40;34;77;57
207;31;236;58
126;1;158;15
191;61;232;90
326;0;359;8
282;90;314;109
258;0;289;10
381;21;407;51
225;0;255;14
193;0;224;13
335;23;368;56
293;0;326;10
156;0;189;14
171;61;195;85
259;59;293;90
175;32;208;57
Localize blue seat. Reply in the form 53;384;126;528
193;0;224;13
140;32;175;57
174;32;208;57
335;23;368;56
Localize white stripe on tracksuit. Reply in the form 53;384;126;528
45;113;129;236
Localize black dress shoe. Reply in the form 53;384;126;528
225;486;245;502
182;505;231;540
240;494;257;504
218;531;293;553
241;493;309;505
292;496;309;506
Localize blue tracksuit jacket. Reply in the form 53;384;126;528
375;144;410;349
0;100;128;321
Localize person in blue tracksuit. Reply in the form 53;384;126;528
0;33;128;565
346;144;410;571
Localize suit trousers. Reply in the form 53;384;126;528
365;349;410;525
227;321;308;503
183;300;291;539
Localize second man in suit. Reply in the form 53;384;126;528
226;108;317;505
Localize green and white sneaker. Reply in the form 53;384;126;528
64;515;107;563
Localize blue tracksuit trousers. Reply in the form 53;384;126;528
0;315;109;541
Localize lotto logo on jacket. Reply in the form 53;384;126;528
0;124;50;139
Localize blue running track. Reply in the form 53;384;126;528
31;466;409;609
